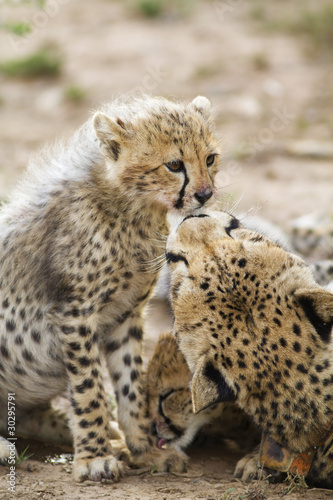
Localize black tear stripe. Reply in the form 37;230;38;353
166;252;189;267
204;361;237;402
225;217;240;237
174;166;189;210
298;296;333;344
158;393;183;438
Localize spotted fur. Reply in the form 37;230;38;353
291;211;333;261
166;211;333;489
147;331;258;454
0;95;220;482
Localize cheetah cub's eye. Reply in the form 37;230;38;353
165;160;184;172
206;154;216;167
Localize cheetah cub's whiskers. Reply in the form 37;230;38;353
0;95;221;482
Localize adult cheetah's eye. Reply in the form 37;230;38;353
206;154;216;167
165;160;184;172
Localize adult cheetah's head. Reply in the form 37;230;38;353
93;95;220;215
166;212;333;449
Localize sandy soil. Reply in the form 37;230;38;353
0;0;333;498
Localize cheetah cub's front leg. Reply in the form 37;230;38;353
58;316;124;483
105;313;187;473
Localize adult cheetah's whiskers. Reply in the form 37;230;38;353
146;253;166;263
144;257;167;270
226;193;244;217
215;193;235;214
215;181;242;192
238;202;264;222
148;238;167;248
142;253;167;273
142;260;167;274
215;186;242;211
154;231;168;241
152;260;168;274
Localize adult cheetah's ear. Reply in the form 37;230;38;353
191;356;236;414
190;96;212;120
93;112;132;162
295;287;333;344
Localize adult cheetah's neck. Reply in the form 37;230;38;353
242;349;333;454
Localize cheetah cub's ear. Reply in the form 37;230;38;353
191;356;236;414
190;96;212;120
295;287;333;344
93;112;132;162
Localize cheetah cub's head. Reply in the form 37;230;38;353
93;96;220;215
147;332;222;451
166;212;333;452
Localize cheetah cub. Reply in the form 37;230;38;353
166;211;333;489
0;95;220;482
147;332;257;453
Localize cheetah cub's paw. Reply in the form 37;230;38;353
0;437;18;466
131;447;188;473
110;438;132;464
234;449;261;483
73;455;123;483
234;449;284;484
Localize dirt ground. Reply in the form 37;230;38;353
0;1;333;499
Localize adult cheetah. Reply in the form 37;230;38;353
166;211;333;489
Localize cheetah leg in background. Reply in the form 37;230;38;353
16;406;72;446
57;316;123;483
105;313;188;472
0;404;123;452
0;405;72;466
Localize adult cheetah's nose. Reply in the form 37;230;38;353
195;187;213;205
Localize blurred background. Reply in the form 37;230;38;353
0;0;332;230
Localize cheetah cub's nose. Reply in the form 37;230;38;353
194;187;213;205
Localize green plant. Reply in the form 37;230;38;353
194;63;223;79
16;446;34;466
3;22;31;36
250;3;333;59
283;470;308;496
135;0;163;18
1;0;46;37
64;85;86;103
293;5;333;58
295;116;309;131
106;393;117;412
238;465;271;500
0;48;62;78
250;5;266;22
3;0;45;6
133;0;195;19
222;488;235;499
241;483;268;500
252;53;269;71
